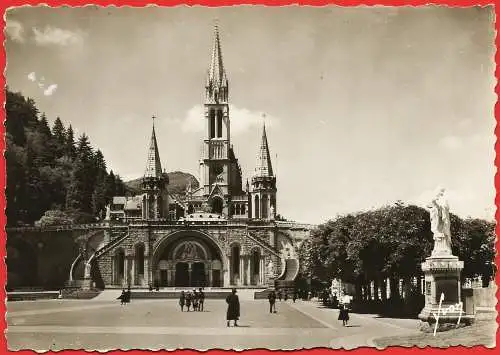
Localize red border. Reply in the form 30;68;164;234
0;1;498;354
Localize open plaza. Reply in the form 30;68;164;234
7;292;423;351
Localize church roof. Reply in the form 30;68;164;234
144;122;163;179
207;25;228;89
254;123;274;178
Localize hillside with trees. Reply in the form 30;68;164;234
5;89;127;226
125;171;199;195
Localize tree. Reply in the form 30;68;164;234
52;117;66;158
64;125;76;159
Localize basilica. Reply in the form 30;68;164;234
85;26;312;290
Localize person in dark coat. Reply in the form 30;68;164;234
284;291;288;302
179;291;186;312
117;289;126;305
338;303;350;326
268;290;277;313
293;292;297;303
192;289;199;311
277;290;282;301
226;288;240;327
185;292;192;312
124;286;131;304
198;288;205;311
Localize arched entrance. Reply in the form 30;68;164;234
211;197;223;214
153;231;225;288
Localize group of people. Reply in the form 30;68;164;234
266;289;300;313
178;288;205;312
117;286;131;305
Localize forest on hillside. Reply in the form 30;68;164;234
5;89;127;227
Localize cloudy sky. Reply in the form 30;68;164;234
5;6;496;224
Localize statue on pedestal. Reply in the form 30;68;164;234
267;259;275;277
84;261;92;280
105;204;111;221
428;187;452;256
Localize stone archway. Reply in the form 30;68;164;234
153;230;226;288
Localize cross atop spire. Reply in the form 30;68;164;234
144;118;163;179
254;119;274;178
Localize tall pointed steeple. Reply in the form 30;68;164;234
250;118;277;220
144;119;163;179
206;23;228;104
255;122;274;178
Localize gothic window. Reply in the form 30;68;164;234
187;204;194;214
254;195;260;218
209;109;215;139
216;110;223;138
241;204;246;215
235;204;241;215
262;194;268;219
211;197;223;214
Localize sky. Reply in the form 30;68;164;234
5;6;496;224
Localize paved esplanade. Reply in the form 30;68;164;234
7;298;419;350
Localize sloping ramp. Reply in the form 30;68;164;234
90;289;123;301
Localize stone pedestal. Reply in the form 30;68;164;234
81;278;93;290
418;255;473;325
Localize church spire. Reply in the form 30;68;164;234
144;117;163;178
254;121;274;178
206;23;228;103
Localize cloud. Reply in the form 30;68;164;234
27;72;36;82
439;135;462;151
180;104;279;134
43;84;58;96
5;19;24;43
32;26;84;46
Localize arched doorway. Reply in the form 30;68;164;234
175;263;189;287
114;249;125;286
134;243;145;286
231;244;241;285
251;249;261;286
211;197;223;214
153;231;225;287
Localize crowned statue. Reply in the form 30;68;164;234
428;187;452;256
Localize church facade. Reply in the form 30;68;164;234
93;27;312;289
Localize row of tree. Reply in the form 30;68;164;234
298;203;496;300
6;89;127;226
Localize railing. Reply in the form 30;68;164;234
6;222;116;233
204;140;228;160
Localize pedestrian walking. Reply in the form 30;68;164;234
284;291;288;302
185;292;192;312
338;303;350;326
192;289;199;311
124;286;131;304
293;292;297;303
117;288;126;305
277;290;282;301
268;290;277;313
198;288;205;311
226;288;240;327
179;291;186;312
